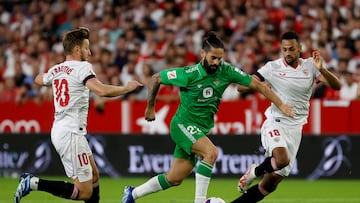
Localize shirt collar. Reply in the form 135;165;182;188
282;58;302;69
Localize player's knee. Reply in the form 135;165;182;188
273;148;290;169
204;146;218;164
79;187;93;200
82;192;93;200
276;158;290;169
273;154;290;169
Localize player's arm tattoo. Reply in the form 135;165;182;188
147;73;161;107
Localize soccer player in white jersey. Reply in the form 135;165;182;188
231;31;341;203
13;27;142;203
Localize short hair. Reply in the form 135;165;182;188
63;27;90;55
202;31;224;52
280;31;300;42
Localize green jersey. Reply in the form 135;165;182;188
160;61;252;132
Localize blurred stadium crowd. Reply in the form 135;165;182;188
1;0;360;105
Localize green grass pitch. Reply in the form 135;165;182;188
2;176;359;203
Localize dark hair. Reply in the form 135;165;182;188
63;27;90;55
280;31;299;42
202;31;224;52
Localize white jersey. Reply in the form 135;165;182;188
258;58;321;126
43;60;96;133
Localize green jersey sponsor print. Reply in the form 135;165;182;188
160;61;252;131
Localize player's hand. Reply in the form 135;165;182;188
126;80;143;92
312;50;323;71
279;103;295;118
145;106;156;121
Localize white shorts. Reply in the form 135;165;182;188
260;119;302;177
51;127;93;182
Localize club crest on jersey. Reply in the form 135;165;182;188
84;169;90;176
167;70;177;79
213;79;220;86
302;69;309;76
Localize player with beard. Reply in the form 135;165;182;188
121;31;295;203
231;31;341;203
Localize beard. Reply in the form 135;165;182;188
203;59;219;74
285;57;297;67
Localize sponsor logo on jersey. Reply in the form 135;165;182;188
234;67;245;75
185;66;199;73
279;72;286;76
203;87;214;98
167;70;177;79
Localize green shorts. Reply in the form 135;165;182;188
170;117;208;166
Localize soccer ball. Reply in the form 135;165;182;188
204;197;226;203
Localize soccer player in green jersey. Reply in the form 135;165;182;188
121;31;295;203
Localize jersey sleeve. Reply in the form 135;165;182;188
257;62;271;79
160;68;188;87
229;66;253;86
42;68;55;86
78;62;96;85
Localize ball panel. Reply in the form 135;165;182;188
205;197;226;203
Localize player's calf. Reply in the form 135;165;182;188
14;173;80;202
38;178;79;199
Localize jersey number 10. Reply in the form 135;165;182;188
268;129;281;137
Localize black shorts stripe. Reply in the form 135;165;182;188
83;75;96;85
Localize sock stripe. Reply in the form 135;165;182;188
196;160;213;177
200;161;213;170
158;174;172;189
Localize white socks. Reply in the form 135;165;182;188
194;173;210;203
132;176;163;199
